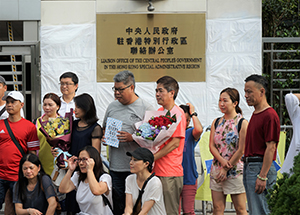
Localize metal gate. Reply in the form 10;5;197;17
262;37;300;144
0;41;41;120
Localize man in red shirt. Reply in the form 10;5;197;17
0;91;39;211
243;74;280;215
153;76;186;215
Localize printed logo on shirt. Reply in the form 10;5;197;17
130;114;141;122
0;129;5;134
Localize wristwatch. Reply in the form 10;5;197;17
190;112;197;117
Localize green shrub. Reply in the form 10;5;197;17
267;153;300;214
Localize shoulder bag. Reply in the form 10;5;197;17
4;119;25;156
131;173;155;215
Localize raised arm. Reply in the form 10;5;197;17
187;103;203;141
293;93;300;100
86;158;109;196
58;156;77;193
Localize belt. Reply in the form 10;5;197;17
242;156;263;163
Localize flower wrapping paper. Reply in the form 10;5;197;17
39;109;73;168
132;110;182;154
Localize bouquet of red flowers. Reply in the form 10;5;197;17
39;109;73;168
133;110;181;153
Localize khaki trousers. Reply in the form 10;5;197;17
159;176;183;215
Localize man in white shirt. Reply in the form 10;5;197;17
281;93;300;174
58;72;78;118
0;76;24;119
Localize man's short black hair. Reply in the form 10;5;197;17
60;72;79;85
245;74;268;94
156;76;179;100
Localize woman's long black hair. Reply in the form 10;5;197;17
15;154;46;203
78;145;105;184
74;93;98;126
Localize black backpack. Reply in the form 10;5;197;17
102;186;123;215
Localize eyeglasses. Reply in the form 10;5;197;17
75;158;88;163
112;84;132;93
59;82;74;87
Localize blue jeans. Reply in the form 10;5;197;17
0;178;16;210
243;162;277;215
110;170;131;212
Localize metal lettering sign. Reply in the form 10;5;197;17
97;14;205;82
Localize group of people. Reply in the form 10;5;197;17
0;70;192;215
209;75;280;215
0;70;284;215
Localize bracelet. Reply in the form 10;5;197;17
27;208;30;214
257;174;268;181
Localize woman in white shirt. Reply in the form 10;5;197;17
59;145;113;215
123;147;166;215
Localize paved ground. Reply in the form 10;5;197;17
194;200;246;214
1;202;244;215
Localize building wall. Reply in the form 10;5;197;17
40;0;262;126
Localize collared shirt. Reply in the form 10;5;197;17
58;97;75;118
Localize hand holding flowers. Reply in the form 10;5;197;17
136;110;176;140
133;110;181;153
39;110;73;169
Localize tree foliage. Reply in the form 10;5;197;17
263;0;300;37
267;154;300;215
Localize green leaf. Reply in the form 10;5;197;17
171;114;177;123
165;110;171;117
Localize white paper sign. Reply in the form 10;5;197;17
105;117;122;148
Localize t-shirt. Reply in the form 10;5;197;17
244;107;280;160
281;94;300;173
0;118;40;181
13;175;56;214
71;172;113;215
58;97;75;118
125;174;166;215
152;105;186;177
182;127;198;185
102;98;154;171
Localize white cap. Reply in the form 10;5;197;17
2;91;24;103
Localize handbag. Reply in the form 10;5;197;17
51;165;66;186
4;119;25;156
131;173;155;215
